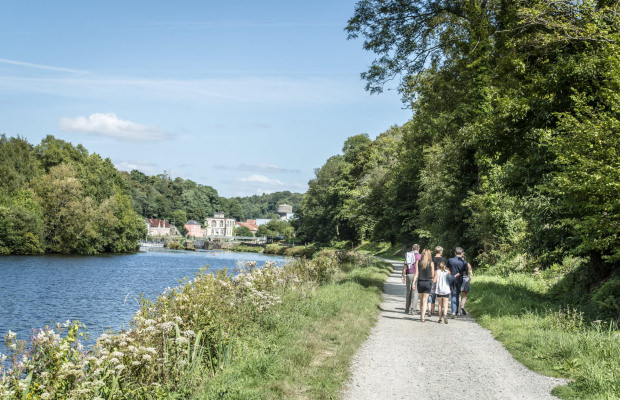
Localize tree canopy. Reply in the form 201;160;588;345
297;0;620;293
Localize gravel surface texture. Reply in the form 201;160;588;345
342;261;569;400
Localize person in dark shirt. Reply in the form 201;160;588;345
447;247;466;318
459;251;473;315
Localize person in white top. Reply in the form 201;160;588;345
433;260;451;324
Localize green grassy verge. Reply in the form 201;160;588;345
194;259;392;399
468;273;620;399
356;241;405;261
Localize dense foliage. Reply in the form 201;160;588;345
0;135;145;255
230;191;303;220
295;0;619;315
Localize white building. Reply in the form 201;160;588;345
205;212;235;237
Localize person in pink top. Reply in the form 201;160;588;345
401;244;421;314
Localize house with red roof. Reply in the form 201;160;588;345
145;219;176;237
235;219;259;236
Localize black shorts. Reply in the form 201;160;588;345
437;294;449;298
417;280;432;294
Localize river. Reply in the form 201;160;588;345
0;249;286;347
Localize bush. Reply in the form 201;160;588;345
592;276;620;319
167;242;183;250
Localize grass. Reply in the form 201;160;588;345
193;259;392;399
468;273;620;399
356;241;405;261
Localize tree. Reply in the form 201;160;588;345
235;225;252;237
32;163;97;254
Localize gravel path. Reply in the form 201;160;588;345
342;261;568;400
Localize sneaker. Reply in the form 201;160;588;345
462;308;467;315
444;315;448;324
450;313;456;319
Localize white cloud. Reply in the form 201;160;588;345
0;76;359;105
238;174;286;185
59;113;173;142
231;174;306;196
114;160;159;175
0;58;88;74
214;163;300;174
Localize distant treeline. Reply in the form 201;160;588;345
124;170;302;233
295;0;619;313
0;134;303;254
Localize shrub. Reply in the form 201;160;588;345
592;276;620;319
167;242;183;250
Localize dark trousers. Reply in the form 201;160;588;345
451;279;462;314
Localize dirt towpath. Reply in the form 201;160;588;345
342;261;568;400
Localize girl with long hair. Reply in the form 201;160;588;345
414;248;435;322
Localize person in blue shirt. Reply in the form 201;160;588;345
447;247;467;318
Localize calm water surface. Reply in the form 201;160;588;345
0;249;286;345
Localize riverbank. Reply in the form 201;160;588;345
197;255;391;399
0;250;391;399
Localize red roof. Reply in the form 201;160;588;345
236;220;259;232
146;219;171;228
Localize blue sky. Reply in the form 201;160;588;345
0;0;411;197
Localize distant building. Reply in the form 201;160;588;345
146;219;174;237
277;204;294;221
236;219;259;236
184;220;204;238
205;212;235;237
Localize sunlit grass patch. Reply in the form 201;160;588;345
469;273;620;399
196;259;391;400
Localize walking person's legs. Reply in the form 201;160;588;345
441;297;449;323
450;282;459;316
419;293;429;321
460;291;468;315
405;274;413;313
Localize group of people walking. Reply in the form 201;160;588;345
401;244;473;323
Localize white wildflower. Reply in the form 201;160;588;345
115;364;125;371
131;361;141;366
108;357;120;365
144;319;156;326
144;347;157;354
144;326;157;334
111;351;124;358
142;354;152;362
159;322;175;333
183;330;196;338
173;316;183;324
41;393;51;400
175;337;189;345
